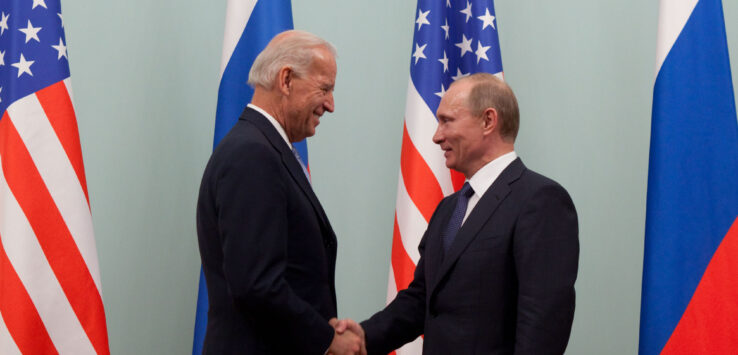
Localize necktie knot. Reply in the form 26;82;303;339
460;182;474;198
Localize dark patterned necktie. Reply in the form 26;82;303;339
442;182;474;251
291;146;311;183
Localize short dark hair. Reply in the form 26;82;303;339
459;73;519;141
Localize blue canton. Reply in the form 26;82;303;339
0;0;69;115
410;0;503;117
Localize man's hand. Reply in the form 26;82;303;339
328;318;366;355
332;318;365;340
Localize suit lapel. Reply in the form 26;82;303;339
425;198;455;286
429;158;526;295
243;108;334;235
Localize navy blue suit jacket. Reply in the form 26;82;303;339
196;107;338;354
362;159;579;355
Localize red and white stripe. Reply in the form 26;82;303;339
385;79;466;354
0;79;110;354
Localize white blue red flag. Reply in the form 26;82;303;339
387;0;503;353
639;0;738;353
0;0;110;354
191;1;306;353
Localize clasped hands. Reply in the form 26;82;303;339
327;318;366;355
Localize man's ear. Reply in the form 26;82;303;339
481;107;498;136
277;66;293;96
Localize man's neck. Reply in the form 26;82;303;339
251;89;287;131
465;145;515;179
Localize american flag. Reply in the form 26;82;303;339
386;0;502;353
0;1;109;354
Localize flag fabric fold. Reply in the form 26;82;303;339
0;0;110;354
386;0;503;353
639;0;738;354
192;1;307;353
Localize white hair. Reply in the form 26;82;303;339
247;30;337;89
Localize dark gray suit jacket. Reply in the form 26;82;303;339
362;158;579;355
196;107;338;354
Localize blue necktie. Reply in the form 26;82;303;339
291;146;311;183
442;182;474;251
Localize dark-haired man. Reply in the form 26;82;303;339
339;73;579;355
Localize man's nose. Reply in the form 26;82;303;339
324;92;335;113
432;125;443;144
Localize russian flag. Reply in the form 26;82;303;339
639;0;738;354
191;1;307;354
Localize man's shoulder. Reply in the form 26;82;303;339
519;167;561;188
215;119;274;155
515;166;573;202
203;120;281;178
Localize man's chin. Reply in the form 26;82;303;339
443;155;455;169
301;130;316;140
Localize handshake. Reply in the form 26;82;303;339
327;318;367;355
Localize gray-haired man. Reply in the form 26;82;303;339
197;30;363;355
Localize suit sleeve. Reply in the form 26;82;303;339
361;236;427;355
361;198;451;355
216;143;333;354
512;184;579;355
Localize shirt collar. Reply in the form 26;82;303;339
248;103;291;147
467;151;518;199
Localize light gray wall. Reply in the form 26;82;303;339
59;0;738;354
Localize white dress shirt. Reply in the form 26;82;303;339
462;151;518;224
248;103;291;147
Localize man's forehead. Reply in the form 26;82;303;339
449;79;473;93
312;46;335;63
441;84;469;107
309;50;336;71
